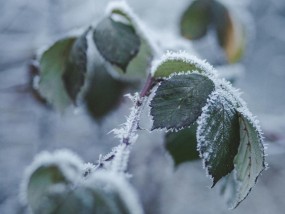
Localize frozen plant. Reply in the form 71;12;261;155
22;1;266;213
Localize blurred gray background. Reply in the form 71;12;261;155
0;0;285;213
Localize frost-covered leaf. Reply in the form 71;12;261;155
212;0;245;63
23;150;83;213
151;51;215;78
165;123;200;166
93;17;141;72
84;62;127;120
27;165;69;213
223;109;265;208
180;0;211;40
63;29;89;102
152;58;202;78
150;73;215;130
197;91;240;186
38;38;76;111
85;172;143;214
23;151;143;214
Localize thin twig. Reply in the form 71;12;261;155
95;74;155;172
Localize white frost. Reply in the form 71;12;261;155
110;144;130;173
85;171;143;214
150;50;218;77
20;149;84;205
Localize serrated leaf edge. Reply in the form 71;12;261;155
149;71;217;132
228;107;266;209
196;89;235;184
151;51;218;78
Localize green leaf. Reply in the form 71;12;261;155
84;62;127;120
93;17;141;72
150;73;215;130
180;0;246;64
27;165;68;213
25;152;143;214
224;110;265;208
152;57;204;78
197;91;240;186
35;183;135;214
180;0;212;40
111;38;152;81
40;185;97;214
28;170;134;214
211;0;245;63
165;123;200;166
63;29;89;102
103;7;154;81
87;173;142;214
38;38;76;111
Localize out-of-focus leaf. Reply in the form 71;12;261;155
197;92;240;187
165;123;200;167
25;152;143;214
150;73;215;130
63;29;89;103
84;62;127;120
38;38;76;111
180;0;212;40
93;17;141;72
112;38;152;81
212;0;245;63
86;172;143;214
180;0;246;63
27;165;68;213
96;8;153;81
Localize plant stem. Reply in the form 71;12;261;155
95;74;155;173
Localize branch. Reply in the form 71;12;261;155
94;74;155;173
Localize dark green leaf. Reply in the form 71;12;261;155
150;73;215;130
63;29;89;102
39;38;76;111
224;110;265;208
105;8;154;81
93;17;141;71
84;62;127;120
180;0;212;40
165;123;200;166
111;38;152;81
197;91;240;186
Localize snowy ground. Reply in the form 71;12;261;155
0;0;285;213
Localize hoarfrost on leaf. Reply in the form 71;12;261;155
20;150;84;210
197;89;240;186
222;107;265;208
151;51;217;78
85;171;144;214
150;73;215;130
